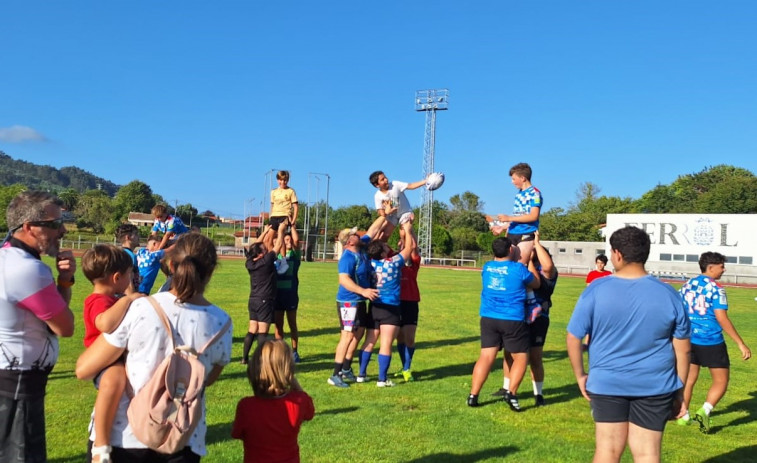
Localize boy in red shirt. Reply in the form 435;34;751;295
82;244;145;462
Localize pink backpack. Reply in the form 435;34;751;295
127;296;231;454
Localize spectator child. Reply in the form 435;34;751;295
81;244;145;463
586;254;612;285
232;340;314;463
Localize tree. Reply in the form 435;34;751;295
329;204;373;233
58;188;79;212
113;180;154;220
449;191;484;212
176;204;199;224
0;184;26;230
431;225;453;256
75;190;114;233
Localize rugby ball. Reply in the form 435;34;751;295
426;172;445;191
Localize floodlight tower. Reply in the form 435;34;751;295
415;89;449;260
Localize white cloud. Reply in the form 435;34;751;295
0;125;48;143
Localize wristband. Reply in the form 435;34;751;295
57;276;75;288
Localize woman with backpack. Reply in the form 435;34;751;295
76;233;233;462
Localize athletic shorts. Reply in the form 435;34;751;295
371;302;401;327
691;342;730;368
275;291;299;312
399;211;415;225
336;301;368;332
588;391;678;432
0;395;46;462
248;298;275;324
399;300;419;326
479;317;530;353
269;215;289;230
529;316;550;347
507;233;535;245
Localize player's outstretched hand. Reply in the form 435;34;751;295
491;226;505;236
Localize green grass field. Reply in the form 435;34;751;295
46;259;756;462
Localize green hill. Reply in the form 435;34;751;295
0;151;120;195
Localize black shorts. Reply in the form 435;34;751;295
88;441;200;463
275;291;299;312
249;298;275;323
399;300;419;326
336;301;368;332
691;342;730;368
529;316;550;347
0;395;46;462
507;233;535;245
371;302;401;327
480;317;530;353
588;391;677;432
269;216;289;229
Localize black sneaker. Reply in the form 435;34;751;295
491;387;508;397
535;394;545;407
467;394;479;407
504;391;521;412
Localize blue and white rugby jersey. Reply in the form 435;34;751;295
680;274;728;346
508;186;542;234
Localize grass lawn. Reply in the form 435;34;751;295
46;258;757;462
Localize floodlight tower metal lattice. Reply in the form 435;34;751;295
415;89;449;260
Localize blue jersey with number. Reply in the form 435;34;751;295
371;254;404;307
479;260;534;321
508;186;542;234
680;275;728;346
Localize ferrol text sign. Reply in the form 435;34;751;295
605;214;755;262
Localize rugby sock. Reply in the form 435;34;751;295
341;358;353;372
397;343;407;367
359;350;373;377
503;377;510;390
242;333;254;363
378;354;391;382
333;363;343;377
404;347;415;371
533;381;543;396
703;402;714;415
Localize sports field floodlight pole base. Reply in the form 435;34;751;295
415;89;449;261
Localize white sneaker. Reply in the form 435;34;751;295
356;375;369;383
377;379;396;388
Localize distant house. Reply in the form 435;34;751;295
127;212;154;227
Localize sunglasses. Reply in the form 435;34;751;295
27;218;64;230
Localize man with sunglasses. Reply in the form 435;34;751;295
0;190;75;462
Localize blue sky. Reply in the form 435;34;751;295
3;1;757;220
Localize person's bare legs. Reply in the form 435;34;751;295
682;364;700;410
594;422;629;463
627;423;663;463
516;241;534;266
92;363;126;462
286;310;299;351
274;311;286;341
705;368;730;407
470;347;498;396
507;351;529;394
256;321;270;343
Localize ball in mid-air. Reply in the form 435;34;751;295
426;172;445;191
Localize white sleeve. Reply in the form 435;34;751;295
393;180;409;192
374;191;385;210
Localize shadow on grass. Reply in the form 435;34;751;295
715;390;757;430
702;445;757;462
317;406;359;416
407;445;518;462
48;368;76;381
50;455;86;463
473;380;583;409
207;421;234;446
541;349;568;363
414;335;481;350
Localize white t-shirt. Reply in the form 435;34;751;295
374;180;411;217
90;291;232;456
